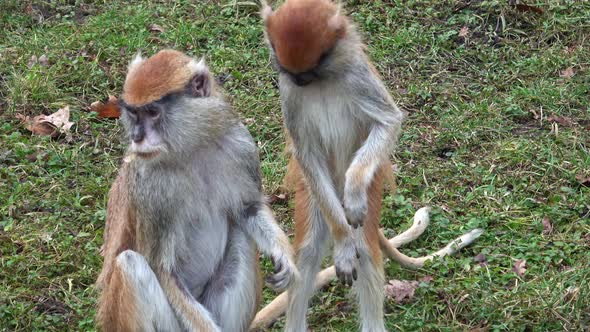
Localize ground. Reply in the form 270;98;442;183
0;0;588;331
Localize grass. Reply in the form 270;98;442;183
0;0;588;331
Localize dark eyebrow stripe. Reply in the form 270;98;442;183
120;91;184;111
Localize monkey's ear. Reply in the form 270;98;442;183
260;0;273;21
128;53;145;73
328;10;347;38
187;58;212;98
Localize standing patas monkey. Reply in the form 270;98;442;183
96;50;297;332
260;1;482;331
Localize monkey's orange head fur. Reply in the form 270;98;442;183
262;0;346;74
123;49;206;106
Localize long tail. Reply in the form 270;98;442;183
379;207;483;268
249;207;483;330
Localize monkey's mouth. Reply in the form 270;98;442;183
136;151;160;159
288;70;319;86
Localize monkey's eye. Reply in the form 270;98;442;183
125;107;138;118
145;108;160;119
318;51;331;66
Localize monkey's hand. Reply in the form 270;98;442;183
343;166;369;228
333;237;358;286
266;252;298;292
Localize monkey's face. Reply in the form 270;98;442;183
121;50;216;161
262;0;347;86
120;100;167;160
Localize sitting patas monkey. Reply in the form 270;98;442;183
96;50;297;332
262;0;409;331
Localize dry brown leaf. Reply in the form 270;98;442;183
268;193;289;205
512;259;526;277
90;95;121;118
38;54;49;67
560;67;575;79
149;23;165;33
515;3;544;14
418;275;434;283
384;280;419;303
474;253;488;266
547;115;574;127
542;217;552;235
28;55;38;68
16;114;57;137
17;106;74;137
459;26;469;38
575;173;590;187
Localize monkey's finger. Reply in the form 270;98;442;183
273;260;283;274
352;268;357;281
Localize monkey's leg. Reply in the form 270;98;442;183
353;171;386;332
97;250;181;332
355;243;385;332
200;229;260;332
285;183;330;332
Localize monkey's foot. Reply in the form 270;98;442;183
334;239;358;286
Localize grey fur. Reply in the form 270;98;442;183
268;22;404;332
114;62;296;331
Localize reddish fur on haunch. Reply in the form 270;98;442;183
96;164;136;289
96;260;139;332
123;49;196;106
264;0;345;73
96;165;138;331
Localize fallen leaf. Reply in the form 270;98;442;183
268;192;289;205
17;106;74;137
384;280;419;303
149;23;165;33
38;54;49;67
418;275;434;283
515;3;544;14
542;217;552;235
512;259;526;277
90;95;121;118
16;114;56;136
458;26;469;38
547;115;574;127
564;287;580;302
575;173;590;187
564;45;577;55
560;67;575;79
474;253;488;266
28;55;38;68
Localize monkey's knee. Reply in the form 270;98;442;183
115;250;155;288
102;250;179;332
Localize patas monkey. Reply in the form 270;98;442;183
96;50;297;332
261;0;465;331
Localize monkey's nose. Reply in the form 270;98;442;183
132;126;145;143
291;71;318;86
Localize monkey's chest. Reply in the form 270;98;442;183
132;166;230;287
294;94;366;185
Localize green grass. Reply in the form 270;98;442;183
1;0;588;331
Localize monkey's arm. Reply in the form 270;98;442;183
344;71;405;227
240;202;298;291
292;146;359;285
159;271;221;332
